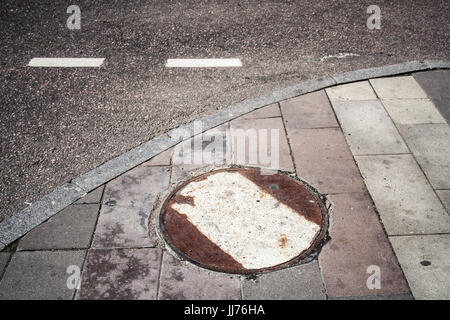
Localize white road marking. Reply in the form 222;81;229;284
171;171;320;269
28;58;105;67
165;58;242;68
319;52;360;62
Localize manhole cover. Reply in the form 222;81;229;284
159;167;328;274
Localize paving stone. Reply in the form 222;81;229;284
325;81;377;101
0;250;86;300
158;252;240;300
413;70;450;100
435;190;450;213
319;193;410;298
287;128;365;194
230;117;294;172
389;235;450;300
76;248;161;300
369;76;428;99
398;124;450;189
92;165;170;248
242;260;325;300
171;125;231;184
18;204;100;250
413;70;450;122
146;148;174;166
428;98;450;123
332;100;408;155
355;154;450;235
382;99;446;125
240;103;280;119
280;90;339;129
74;186;104;204
0;253;11;277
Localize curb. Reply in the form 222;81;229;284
1;59;449;250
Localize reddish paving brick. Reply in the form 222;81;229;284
287;128;365;194
230;117;294;172
76;248;162;300
280;90;339;129
158;252;241;300
319;193;410;298
171;125;231;184
92;165;170;248
240;103;281;119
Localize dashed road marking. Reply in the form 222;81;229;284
28;57;105;67
165;58;242;68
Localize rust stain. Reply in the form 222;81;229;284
171;194;196;207
163;199;245;272
278;234;288;248
239;169;322;225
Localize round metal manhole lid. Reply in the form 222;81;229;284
159;167;328;274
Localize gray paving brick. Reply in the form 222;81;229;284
242;260;326;300
17;204;100;250
0;250;86;300
92;165;170;248
158;252;240;300
332;100;408;155
355;154;450;235
369;76;428;99
436;190;450;213
398;124;450;189
280;90;338;129
74;186;104;204
390;234;450;300
76;248;161;300
287;128;365;194
326;81;377;101
382;99;446;125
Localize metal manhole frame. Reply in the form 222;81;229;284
158;167;330;275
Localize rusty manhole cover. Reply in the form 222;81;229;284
159;167;328;274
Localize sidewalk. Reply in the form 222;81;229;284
0;65;449;300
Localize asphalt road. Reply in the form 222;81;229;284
0;0;449;222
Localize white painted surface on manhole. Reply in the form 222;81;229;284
161;168;328;274
172;171;319;269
